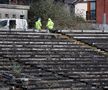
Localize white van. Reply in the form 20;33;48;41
0;19;28;31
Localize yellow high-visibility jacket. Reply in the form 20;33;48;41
46;18;54;30
35;20;42;30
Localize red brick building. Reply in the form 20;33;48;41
96;0;108;24
87;0;108;24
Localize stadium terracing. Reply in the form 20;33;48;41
0;30;108;90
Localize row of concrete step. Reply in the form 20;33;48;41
0;31;108;90
58;30;108;51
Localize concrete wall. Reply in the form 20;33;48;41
0;4;30;19
0;8;28;19
75;3;87;19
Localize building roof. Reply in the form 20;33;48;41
0;4;30;10
0;0;30;5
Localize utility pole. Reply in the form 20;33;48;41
103;0;106;30
103;0;106;24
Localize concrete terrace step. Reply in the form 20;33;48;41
58;30;108;52
0;31;108;89
58;30;108;33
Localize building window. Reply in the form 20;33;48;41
20;15;25;19
0;20;7;27
86;1;96;20
12;14;16;18
5;14;9;18
90;1;96;20
9;20;16;29
11;0;17;4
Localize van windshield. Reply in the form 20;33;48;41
0;20;7;28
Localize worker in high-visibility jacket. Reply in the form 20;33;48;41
35;18;42;32
46;18;54;33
